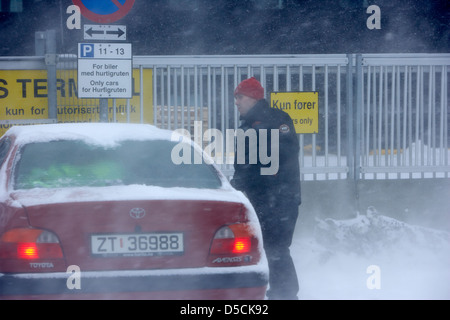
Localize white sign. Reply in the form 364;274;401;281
83;25;127;41
78;43;132;98
78;43;131;59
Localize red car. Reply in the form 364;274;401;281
0;123;268;299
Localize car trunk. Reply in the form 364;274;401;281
20;196;246;271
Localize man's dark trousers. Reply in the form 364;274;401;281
248;191;299;300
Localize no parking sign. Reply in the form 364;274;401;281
72;0;135;23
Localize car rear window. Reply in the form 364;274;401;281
14;140;222;190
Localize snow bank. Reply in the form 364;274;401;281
292;207;450;299
314;207;450;256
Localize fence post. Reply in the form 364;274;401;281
99;99;108;122
45;30;58;121
346;54;354;180
355;54;363;181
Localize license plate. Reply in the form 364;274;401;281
91;233;184;257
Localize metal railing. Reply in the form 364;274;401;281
1;53;449;181
356;54;449;179
134;55;351;181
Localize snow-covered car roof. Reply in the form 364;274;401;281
1;123;253;209
3;123;179;146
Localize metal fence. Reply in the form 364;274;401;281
1;53;449;181
135;54;449;181
356;54;449;180
133;55;351;181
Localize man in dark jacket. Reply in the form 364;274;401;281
231;77;301;300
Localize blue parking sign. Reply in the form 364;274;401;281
79;44;94;58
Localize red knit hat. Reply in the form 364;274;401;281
234;77;264;100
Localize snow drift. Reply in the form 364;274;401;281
292;207;450;299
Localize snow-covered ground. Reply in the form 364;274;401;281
291;207;450;300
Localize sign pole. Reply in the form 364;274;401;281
99;98;108;122
45;30;58;121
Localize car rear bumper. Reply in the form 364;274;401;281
0;266;268;300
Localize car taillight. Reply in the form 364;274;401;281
210;224;254;255
17;243;39;259
0;228;63;259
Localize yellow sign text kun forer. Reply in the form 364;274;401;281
270;91;319;134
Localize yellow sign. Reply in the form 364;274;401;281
0;69;153;135
270;92;319;134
